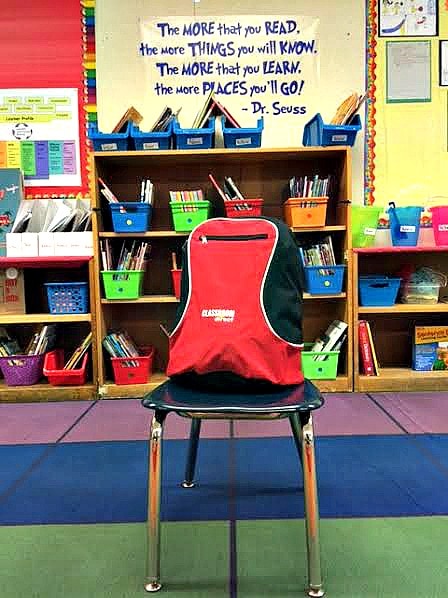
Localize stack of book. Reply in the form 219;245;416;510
358;320;379;376
149;106;181;132
103;330;140;362
299;236;336;267
192;91;240;129
0;327;21;356
99;177;154;206
25;325;57;356
289;175;331;198
111;106;143;133
208;173;251;210
169;189;204;212
330;92;367;126
64;332;92;370
310;319;348;361
100;239;150;272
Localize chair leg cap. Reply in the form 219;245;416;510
181;481;195;488
306;588;325;597
145;582;162;592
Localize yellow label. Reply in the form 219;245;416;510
48;97;71;105
25;97;43;104
415;326;448;345
0;106;10;113
0;114;52;123
6;142;21;168
36;104;56;113
4;97;20;104
14;105;33;113
54;112;71;120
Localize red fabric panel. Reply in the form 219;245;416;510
0;0;88;196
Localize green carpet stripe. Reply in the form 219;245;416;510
237;517;448;598
0;522;229;598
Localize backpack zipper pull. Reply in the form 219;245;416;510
200;235;208;244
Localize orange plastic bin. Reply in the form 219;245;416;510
283;197;328;228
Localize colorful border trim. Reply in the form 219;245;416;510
365;0;377;206
81;0;96;193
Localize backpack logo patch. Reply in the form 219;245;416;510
201;308;235;323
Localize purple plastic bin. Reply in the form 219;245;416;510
0;354;45;386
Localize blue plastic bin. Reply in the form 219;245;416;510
387;204;423;247
173;118;215;150
302;113;362;147
304;265;346;295
222;117;264;148
88;121;130;152
45;282;89;314
110;202;152;233
359;276;401;306
130;121;172;151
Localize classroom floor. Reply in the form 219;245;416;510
1;391;448;598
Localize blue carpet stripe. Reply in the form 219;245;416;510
1;435;448;525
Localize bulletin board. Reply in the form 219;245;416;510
95;0;367;202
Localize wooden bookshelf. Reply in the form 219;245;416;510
0;381;97;403
90;146;353;398
353;248;448;391
0;313;92;324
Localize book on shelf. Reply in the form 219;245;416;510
358;320;378;376
330;91;366;126
192;91;240;129
111;106;143;133
0;168;24;255
310;319;348;361
289;174;331;198
298;236;336;268
103;330;142;366
98;177;119;204
25;325;57;356
413;326;448;372
139;179;154;204
0;327;21;356
64;332;92;370
208;173;251;210
148;106;181;132
169;189;203;212
100;239;150;271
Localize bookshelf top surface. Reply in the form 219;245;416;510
0;256;92;269
93;146;351;161
355;246;448;254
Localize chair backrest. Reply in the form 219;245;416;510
167;217;305;390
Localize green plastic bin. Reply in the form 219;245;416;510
170;200;210;232
101;270;144;300
301;343;340;380
352;205;382;248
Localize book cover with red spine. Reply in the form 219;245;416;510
359;320;375;376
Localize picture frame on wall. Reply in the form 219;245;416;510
378;0;438;37
440;40;448;87
386;40;431;103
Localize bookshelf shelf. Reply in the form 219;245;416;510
92;146;353;394
353;250;448;391
0;382;97;403
0;313;92;324
0;256;92;269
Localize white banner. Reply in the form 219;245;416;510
138;16;319;145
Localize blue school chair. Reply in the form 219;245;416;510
142;379;325;597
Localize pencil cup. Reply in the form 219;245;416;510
43;349;88;386
111;346;155;385
110;202;152;233
283;197;328;228
171;269;182;299
101;270;144;300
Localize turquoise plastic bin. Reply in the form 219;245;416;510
388;204;423;247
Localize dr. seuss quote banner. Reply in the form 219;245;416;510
138;16;319;146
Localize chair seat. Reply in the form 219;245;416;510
142;379;324;415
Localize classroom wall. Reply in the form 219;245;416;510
373;9;448;208
95;0;366;202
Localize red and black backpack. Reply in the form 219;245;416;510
167;217;305;391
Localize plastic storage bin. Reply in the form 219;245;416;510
0;354;45;386
43;349;88;386
45;282;89;314
88;121;130;152
111;346;154;385
102;270;144;300
130;121;172;151
388;204;423;247
401;282;440;304
359;276;401;306
170;200;210;232
173;118;215;150
110;202;152;233
171;269;181;299
222;117;263;148
301;344;340;380
430;206;448;246
302;113;362;147
304;265;345;295
352;205;382;248
283;197;328;228
224;198;263;218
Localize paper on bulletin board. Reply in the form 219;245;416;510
386;41;431;103
0;88;81;187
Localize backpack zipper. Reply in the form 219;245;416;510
200;234;268;244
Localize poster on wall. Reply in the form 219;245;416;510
138;16;319;147
378;0;438;37
0;88;81;187
440;41;448;87
386;41;431;102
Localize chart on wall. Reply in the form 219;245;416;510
0;88;81;187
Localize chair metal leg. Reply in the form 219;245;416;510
182;418;202;488
289;413;303;469
300;412;325;598
145;410;167;593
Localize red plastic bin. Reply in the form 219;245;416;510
171;269;181;299
43;349;89;386
111;346;154;385
224;198;263;218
